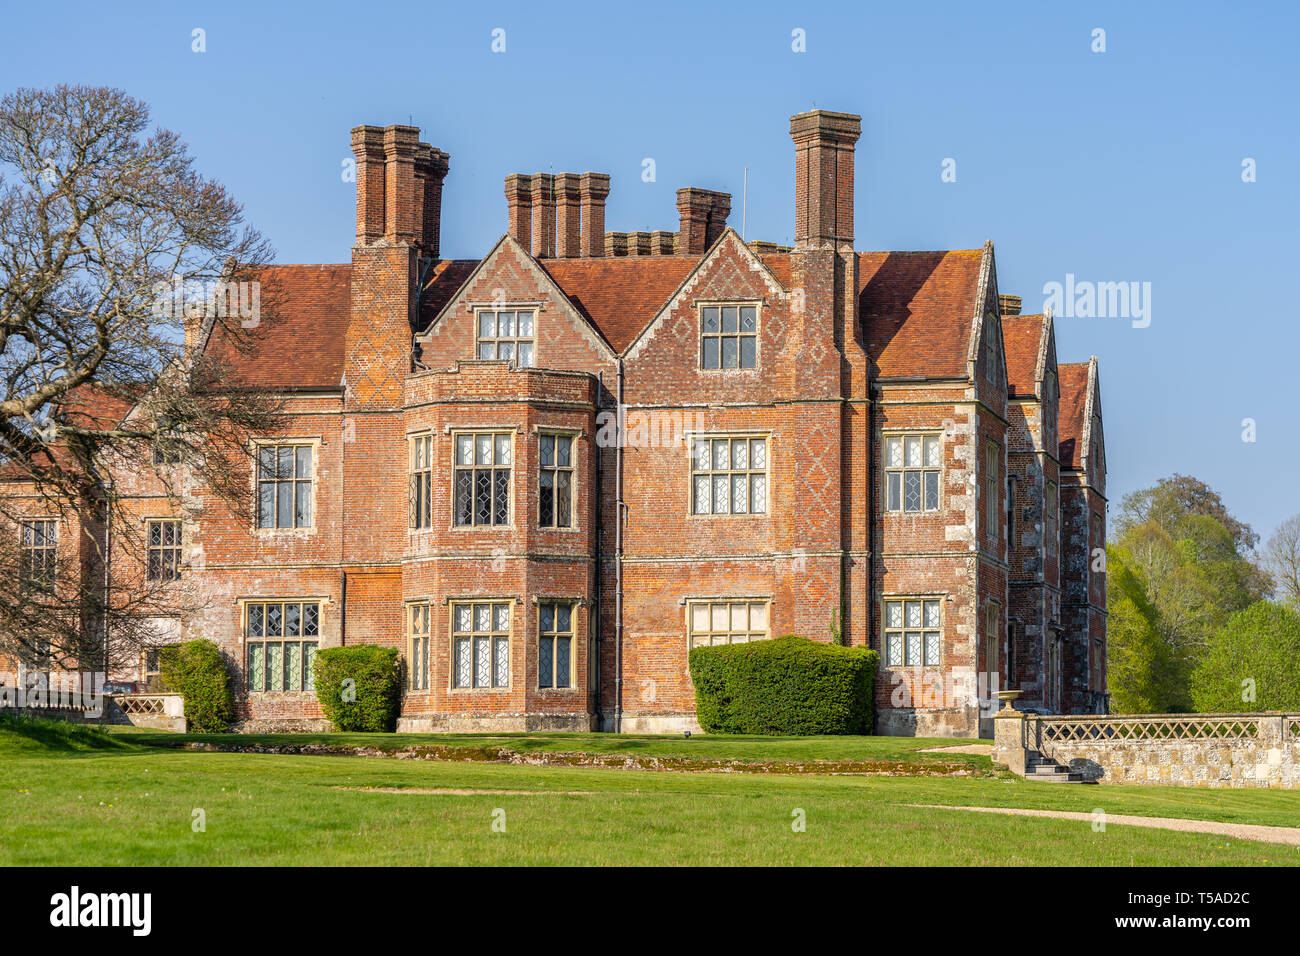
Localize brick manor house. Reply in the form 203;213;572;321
1;109;1108;736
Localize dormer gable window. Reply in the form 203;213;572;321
477;308;535;367
700;304;758;370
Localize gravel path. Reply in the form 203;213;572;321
916;744;993;755
911;804;1300;846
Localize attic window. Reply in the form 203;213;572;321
477;309;535;367
700;305;758;370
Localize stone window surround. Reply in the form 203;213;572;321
882;594;944;668
241;597;324;694
250;437;321;535
17;515;58;588
473;303;540;368
685;431;770;518
450;429;515;530
143;516;182;582
448;598;513;691
408;431;436;530
684;596;773;648
882;430;943;514
697;299;762;371
537;598;579;691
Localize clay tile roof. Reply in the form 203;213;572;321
758;253;792;288
858;250;984;379
1003;314;1046;398
419;260;479;331
1057;361;1091;468
541;256;700;353
204;264;351;391
55;384;137;431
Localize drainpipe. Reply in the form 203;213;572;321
101;479;112;680
614;360;625;733
592;372;604;729
867;387;877;658
340;571;347;646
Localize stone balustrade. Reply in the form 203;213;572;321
994;709;1300;788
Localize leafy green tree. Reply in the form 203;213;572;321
1107;475;1269;712
1106;546;1181;712
1190;602;1300;712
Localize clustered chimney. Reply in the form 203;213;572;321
675;188;731;255
504;172;732;259
350;124;449;258
790;110;861;249
999;294;1022;316
506;172;609;258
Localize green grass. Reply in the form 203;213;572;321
4;718;1300;865
114;728;993;768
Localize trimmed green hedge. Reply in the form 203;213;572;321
312;646;402;732
689;635;877;735
158;639;236;733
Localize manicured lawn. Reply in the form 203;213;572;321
113;728;994;768
4;719;1300;865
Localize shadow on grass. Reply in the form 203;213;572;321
0;713;141;758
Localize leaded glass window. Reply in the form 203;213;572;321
700;304;758;369
454;433;512;526
451;601;510;688
476;309;536;367
986;441;1000;539
883;598;941;667
538;602;574;689
884;435;941;513
409;603;431;690
539;434;574;529
257;444;313;529
146;519;182;582
690;436;767;515
19;519;57;589
1045;480;1058;555
245;601;320;691
410;434;434;529
688;601;770;648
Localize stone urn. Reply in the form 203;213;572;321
997;689;1022;713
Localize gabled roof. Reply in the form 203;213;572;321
541;256;699;353
418;260;479;330
55;384;137;431
1003;313;1047;399
857;249;985;379
204;264;352;391
1058;361;1091;469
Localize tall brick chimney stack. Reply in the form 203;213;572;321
414;144;450;259
381;125;421;245
579;172;610;258
554;173;582;258
351;124;448;256
505;174;533;251
530;173;557;258
676;188;732;255
789;110;861;249
351;126;387;244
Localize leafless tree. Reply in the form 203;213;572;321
0;85;282;675
1265;515;1300;608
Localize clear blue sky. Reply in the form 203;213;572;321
3;0;1297;545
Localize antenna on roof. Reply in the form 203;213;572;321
742;167;748;241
